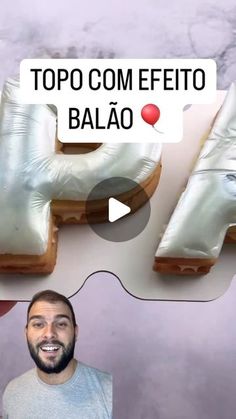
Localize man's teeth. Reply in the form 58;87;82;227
40;346;60;352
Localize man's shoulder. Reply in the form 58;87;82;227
3;368;36;397
77;363;112;414
79;362;112;384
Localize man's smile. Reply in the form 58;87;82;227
40;344;60;353
37;341;64;358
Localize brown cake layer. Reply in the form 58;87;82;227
153;256;216;275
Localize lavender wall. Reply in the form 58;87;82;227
2;273;236;419
1;1;236;418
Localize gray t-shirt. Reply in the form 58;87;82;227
2;362;112;419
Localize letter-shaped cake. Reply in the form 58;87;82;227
154;82;236;275
0;79;162;274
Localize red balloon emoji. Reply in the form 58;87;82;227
141;104;160;126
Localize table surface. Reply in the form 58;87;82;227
1;91;236;302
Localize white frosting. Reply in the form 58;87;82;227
0;79;161;255
155;82;236;261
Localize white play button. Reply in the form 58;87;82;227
86;177;151;242
108;197;131;222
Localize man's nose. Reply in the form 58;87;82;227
42;323;57;339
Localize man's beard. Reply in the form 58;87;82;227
27;336;76;374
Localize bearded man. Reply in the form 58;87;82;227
2;290;112;418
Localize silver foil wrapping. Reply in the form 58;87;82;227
0;79;161;255
156;82;236;260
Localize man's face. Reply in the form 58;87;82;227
25;300;78;374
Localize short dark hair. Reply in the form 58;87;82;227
27;290;76;327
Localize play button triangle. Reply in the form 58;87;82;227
108;198;131;223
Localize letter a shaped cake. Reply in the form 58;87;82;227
154;82;236;275
0;78;162;274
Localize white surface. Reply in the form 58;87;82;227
108;198;131;222
1;90;235;302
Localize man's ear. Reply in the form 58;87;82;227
75;324;79;341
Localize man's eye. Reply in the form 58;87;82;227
57;322;67;328
32;322;43;328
